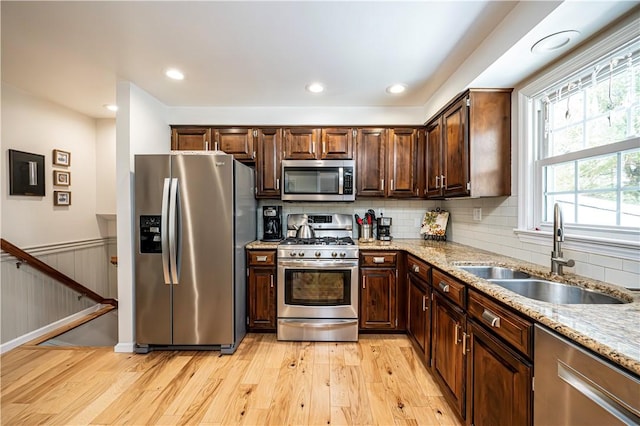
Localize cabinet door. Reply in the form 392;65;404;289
356;128;387;197
171;127;211;151
467;320;532;426
432;293;466;418
214;128;254;161
387;128;418;198
283;128;319;159
255;128;283;198
408;274;431;358
360;268;396;329
425;119;443;198
248;266;276;330
320;128;354;159
442;97;470;197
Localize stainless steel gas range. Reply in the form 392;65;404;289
277;213;359;342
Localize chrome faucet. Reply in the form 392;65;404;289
551;203;575;275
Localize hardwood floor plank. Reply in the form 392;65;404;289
0;334;463;426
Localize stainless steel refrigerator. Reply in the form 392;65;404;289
134;152;256;354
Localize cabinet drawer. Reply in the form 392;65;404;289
432;269;465;308
468;289;532;357
360;252;397;267
407;255;431;284
248;250;276;266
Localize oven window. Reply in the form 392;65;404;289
284;269;351;306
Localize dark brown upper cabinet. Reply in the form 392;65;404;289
171;127;212;151
213;128;254;162
356;128;387;197
255;128;283;199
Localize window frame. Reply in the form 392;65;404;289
516;14;640;261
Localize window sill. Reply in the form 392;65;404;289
513;228;639;261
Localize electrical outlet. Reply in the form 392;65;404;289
473;207;482;221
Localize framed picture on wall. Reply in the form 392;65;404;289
53;170;71;186
53;149;71;166
8;149;45;196
54;190;71;206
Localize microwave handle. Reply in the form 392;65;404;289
338;167;344;195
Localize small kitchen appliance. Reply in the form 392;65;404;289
377;216;392;241
262;206;282;241
277;213;358;342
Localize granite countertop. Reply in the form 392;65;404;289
246;239;640;375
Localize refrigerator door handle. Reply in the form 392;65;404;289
168;178;181;284
161;178;172;284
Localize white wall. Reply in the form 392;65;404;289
115;82;169;352
1;84;101;247
96;119;116;215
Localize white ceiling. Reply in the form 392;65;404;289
2;1;638;119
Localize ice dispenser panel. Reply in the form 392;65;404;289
140;215;162;253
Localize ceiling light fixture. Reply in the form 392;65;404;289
386;84;407;94
103;104;118;112
306;82;324;93
531;30;580;54
165;68;185;80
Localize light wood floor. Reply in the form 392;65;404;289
1;333;462;425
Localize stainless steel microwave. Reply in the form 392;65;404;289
281;159;355;201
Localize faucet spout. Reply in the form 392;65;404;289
551;203;574;275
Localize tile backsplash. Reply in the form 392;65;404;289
256;199;441;240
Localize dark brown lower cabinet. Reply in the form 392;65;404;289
407;273;431;359
247;266;276;330
432;292;466;418
466;320;532;426
359;267;397;329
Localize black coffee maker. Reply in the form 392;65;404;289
377;216;392;241
262;206;282;241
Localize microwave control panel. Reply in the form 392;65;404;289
343;168;354;194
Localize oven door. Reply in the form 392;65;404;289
277;259;358;319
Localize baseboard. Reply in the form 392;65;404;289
114;342;135;353
0;304;104;354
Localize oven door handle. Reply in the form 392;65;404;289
277;260;359;268
279;319;359;329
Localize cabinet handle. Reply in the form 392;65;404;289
252;151;256;159
435;175;440;189
441;174;446;188
422;295;427;311
270;275;274;288
205;141;210;150
276;178;280;190
380;179;384;191
412;265;420;273
391;179;394;190
311;142;315;154
256;255;268;262
362;277;366;289
462;332;469;354
454;323;461;345
322;141;326;154
481;309;501;328
373;257;385;264
439;282;450;293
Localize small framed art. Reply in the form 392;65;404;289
54;190;71;206
53;170;71;186
53;149;71;166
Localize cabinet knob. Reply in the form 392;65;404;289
412;265;420;273
439;282;450;293
256;255;268;262
481;309;501;328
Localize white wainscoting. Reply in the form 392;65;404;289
1;237;117;345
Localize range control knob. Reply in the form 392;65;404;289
290;252;297;257
298;251;305;257
332;252;338;258
315;251;321;257
340;252;346;258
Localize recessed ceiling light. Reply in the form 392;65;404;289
103;104;118;112
165;68;185;80
386;84;407;94
531;30;580;54
306;82;324;93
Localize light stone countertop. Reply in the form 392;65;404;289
246;238;640;375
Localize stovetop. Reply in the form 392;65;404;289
280;236;355;246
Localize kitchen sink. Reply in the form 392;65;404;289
489;279;629;305
457;265;531;280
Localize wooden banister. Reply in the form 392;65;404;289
1;238;118;308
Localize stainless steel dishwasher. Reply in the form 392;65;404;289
534;325;640;425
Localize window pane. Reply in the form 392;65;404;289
577;193;617;226
578;155;616;190
621;191;640;227
545;196;575;223
550;125;584;155
545;162;575;192
622;149;640;188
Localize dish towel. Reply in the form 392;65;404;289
420;209;449;240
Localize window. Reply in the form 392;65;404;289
517;20;639;257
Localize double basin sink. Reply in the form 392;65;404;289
457;265;628;305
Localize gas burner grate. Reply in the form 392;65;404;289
280;236;355;246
